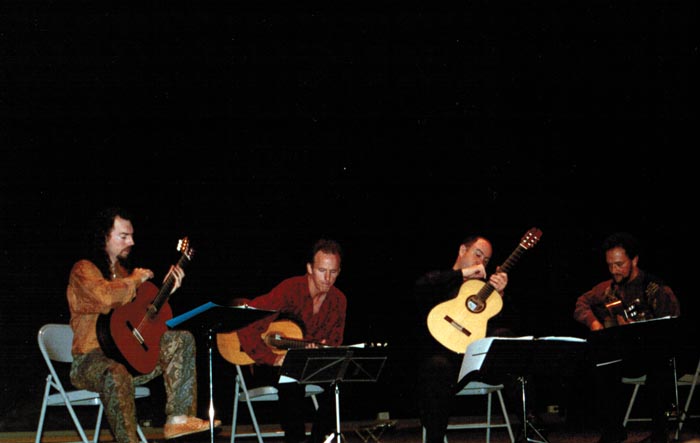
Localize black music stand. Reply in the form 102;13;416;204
459;336;588;443
166;302;276;443
587;316;680;367
281;346;388;443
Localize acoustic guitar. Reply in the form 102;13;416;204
217;319;325;365
427;227;542;354
96;237;194;375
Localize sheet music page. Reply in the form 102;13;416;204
537;336;587;342
458;336;534;381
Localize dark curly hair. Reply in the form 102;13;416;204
602;232;640;259
83;207;135;278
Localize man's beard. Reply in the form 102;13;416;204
614;272;631;285
117;249;132;268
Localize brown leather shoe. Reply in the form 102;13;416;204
164;417;222;440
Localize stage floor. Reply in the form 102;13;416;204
9;416;700;443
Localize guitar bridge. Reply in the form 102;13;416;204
126;321;149;351
444;315;471;336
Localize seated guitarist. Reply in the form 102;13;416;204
236;238;347;443
414;233;532;443
574;232;680;443
67;207;219;443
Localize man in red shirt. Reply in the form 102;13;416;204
237;238;347;443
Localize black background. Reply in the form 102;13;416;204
1;0;697;431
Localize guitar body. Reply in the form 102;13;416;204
217;319;304;365
427;279;503;354
97;281;173;375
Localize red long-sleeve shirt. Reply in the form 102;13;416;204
238;275;347;365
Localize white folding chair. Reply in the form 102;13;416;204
622;355;700;439
230;364;324;443
35;323;150;443
422;381;516;443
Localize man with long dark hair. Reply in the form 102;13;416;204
66;207;219;443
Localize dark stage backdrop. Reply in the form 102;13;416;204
1;0;697;432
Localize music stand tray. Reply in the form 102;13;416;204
587;315;680;367
282;346;387;384
166;301;275;332
281;347;387;443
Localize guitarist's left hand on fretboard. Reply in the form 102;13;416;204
488;271;508;294
164;265;185;294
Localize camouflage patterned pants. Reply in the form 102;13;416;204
70;330;198;443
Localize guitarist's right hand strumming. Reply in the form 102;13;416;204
132;267;154;284
460;263;488;281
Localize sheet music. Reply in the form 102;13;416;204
537;336;587;342
458;336;534;382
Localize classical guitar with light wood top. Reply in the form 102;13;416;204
217;319;325;365
427;227;542;354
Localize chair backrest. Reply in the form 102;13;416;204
39;323;75;364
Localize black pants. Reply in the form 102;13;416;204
416;351;532;443
593;356;675;437
241;365;336;443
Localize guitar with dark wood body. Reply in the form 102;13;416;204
96;238;194;375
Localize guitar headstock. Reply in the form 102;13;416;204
177;237;195;261
520;227;542;250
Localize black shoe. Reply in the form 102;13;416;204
638;431;670;443
596;430;627;443
527;414;547;433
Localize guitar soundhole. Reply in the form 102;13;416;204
466;296;485;314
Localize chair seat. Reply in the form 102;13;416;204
240;384;324;402
679;373;696;384
622;375;646;384
47;386;150;407
457;382;505;396
47;390;100;407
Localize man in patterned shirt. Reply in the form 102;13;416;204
67;207;219;443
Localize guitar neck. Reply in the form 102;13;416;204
151;254;191;313
473;244;528;302
499;244;527;275
265;334;323;350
